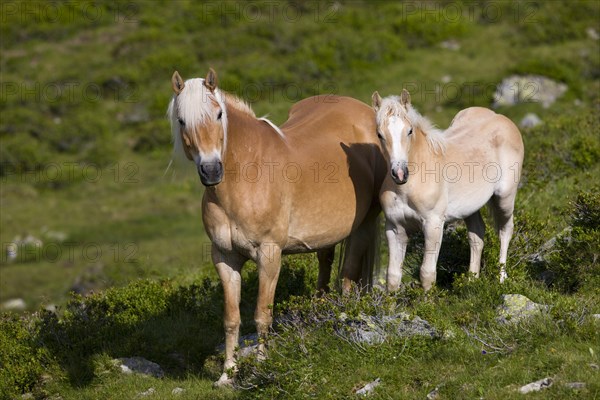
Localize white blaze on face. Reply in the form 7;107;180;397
387;116;407;163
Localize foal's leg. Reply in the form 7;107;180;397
254;242;282;360
386;220;409;292
316;246;335;293
490;192;517;283
464;211;485;277
420;217;445;291
212;246;246;387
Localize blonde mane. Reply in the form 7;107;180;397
377;96;446;155
167;78;283;162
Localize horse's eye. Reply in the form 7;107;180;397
217;111;222;120
377;130;384;140
408;127;413;136
178;118;185;126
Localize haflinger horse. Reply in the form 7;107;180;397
168;69;385;386
372;90;524;291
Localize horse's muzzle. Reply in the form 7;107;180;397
198;160;223;186
391;162;409;185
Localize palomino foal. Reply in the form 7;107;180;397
168;69;385;386
373;90;524;291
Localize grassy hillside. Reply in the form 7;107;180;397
1;1;599;398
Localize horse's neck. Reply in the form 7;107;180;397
223;107;284;164
410;129;441;164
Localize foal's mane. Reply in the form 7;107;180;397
378;96;446;155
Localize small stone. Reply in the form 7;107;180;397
591;314;600;320
138;387;155;397
355;378;381;396
520;113;542;129
439;39;460;51
1;298;26;311
518;377;553;394
171;387;185;395
441;75;452;83
426;387;439;399
587;27;599;40
117;357;164;378
589;363;599;370
565;382;586;389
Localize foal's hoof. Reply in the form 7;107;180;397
213;373;234;388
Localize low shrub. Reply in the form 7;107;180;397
0;314;54;399
545;190;600;293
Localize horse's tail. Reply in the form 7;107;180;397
337;212;382;291
361;213;382;290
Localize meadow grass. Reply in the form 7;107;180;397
1;1;599;398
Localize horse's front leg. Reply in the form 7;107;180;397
420;217;445;291
386;219;409;292
212;245;246;387
254;242;282;360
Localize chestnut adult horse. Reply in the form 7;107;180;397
168;69;385;386
373;90;524;291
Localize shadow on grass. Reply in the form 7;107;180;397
37;258;316;388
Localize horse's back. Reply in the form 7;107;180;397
281;95;376;141
447;107;523;155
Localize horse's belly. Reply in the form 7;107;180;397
445;182;494;220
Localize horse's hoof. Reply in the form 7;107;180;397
213;373;234;388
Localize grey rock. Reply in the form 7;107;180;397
339;313;438;345
171;387;185;395
493;75;567;108
518;377;553;394
497;294;549;324
565;382;586;389
138;387;155;397
587;27;599;40
216;333;259;359
426;387;440;399
1;298;26;311
117;357;164;378
520;113;542;129
355;378;381;396
70;263;106;296
439;39;460;51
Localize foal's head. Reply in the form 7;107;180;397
372;89;414;185
168;69;227;186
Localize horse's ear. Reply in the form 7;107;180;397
172;71;185;95
204;68;218;92
400;89;411;107
372;91;382;111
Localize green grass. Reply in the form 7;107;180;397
1;0;599;398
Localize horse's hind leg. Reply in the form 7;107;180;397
341;211;379;293
490;191;517;283
464;211;485;278
316;246;335;293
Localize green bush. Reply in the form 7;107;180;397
545;190;600;293
510;1;600;45
0;314;53;399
